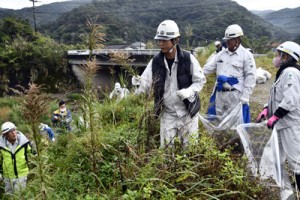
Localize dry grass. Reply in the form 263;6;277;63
0;106;11;121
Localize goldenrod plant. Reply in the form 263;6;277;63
20;83;52;200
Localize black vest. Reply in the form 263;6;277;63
152;45;200;118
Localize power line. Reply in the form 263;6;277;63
29;0;39;33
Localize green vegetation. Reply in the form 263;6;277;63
0;82;278;199
0;17;78;95
0;36;279;199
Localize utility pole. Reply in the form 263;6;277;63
29;0;38;33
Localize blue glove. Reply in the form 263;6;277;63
217;75;227;83
227;77;239;85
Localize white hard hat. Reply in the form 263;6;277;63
277;41;300;61
115;82;121;89
154;20;180;40
223;24;244;40
1;122;16;135
214;41;221;46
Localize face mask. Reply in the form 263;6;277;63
272;56;281;68
60;108;66;113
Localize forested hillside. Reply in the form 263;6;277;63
254;7;300;39
0;0;92;27
0;0;289;45
41;0;289;45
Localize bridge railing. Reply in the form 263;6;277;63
67;49;161;56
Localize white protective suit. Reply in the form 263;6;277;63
135;51;206;148
203;45;256;115
109;82;124;100
268;67;300;173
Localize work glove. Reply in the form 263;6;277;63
240;96;249;104
256;108;268;123
131;75;141;86
217;75;227;83
176;88;194;100
267;115;279;129
227;77;239;85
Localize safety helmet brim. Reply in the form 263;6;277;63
1;122;16;135
154;35;171;40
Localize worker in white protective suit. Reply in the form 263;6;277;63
109;82;124;100
203;24;256;123
215;41;223;53
132;20;206;148
256;41;300;193
123;84;130;98
206;41;224;64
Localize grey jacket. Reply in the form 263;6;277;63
268;67;300;129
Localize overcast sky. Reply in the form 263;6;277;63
0;0;300;11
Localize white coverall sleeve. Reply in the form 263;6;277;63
203;53;218;75
188;54;207;93
241;53;256;101
109;91;114;99
278;69;300;111
134;59;153;95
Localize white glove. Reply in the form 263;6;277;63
131;75;141;86
176;88;194;100
240;96;249;104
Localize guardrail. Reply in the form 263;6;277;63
67;49;161;56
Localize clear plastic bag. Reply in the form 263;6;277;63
237;123;294;200
199;102;244;132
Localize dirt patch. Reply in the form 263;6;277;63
250;78;274;107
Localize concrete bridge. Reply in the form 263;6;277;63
67;49;160;96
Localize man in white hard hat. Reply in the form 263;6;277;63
0;122;34;195
256;41;300;194
132;19;206;148
214;41;222;53
204;24;256;123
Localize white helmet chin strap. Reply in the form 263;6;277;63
167;39;177;54
168;44;176;53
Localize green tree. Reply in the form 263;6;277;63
0;17;36;44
